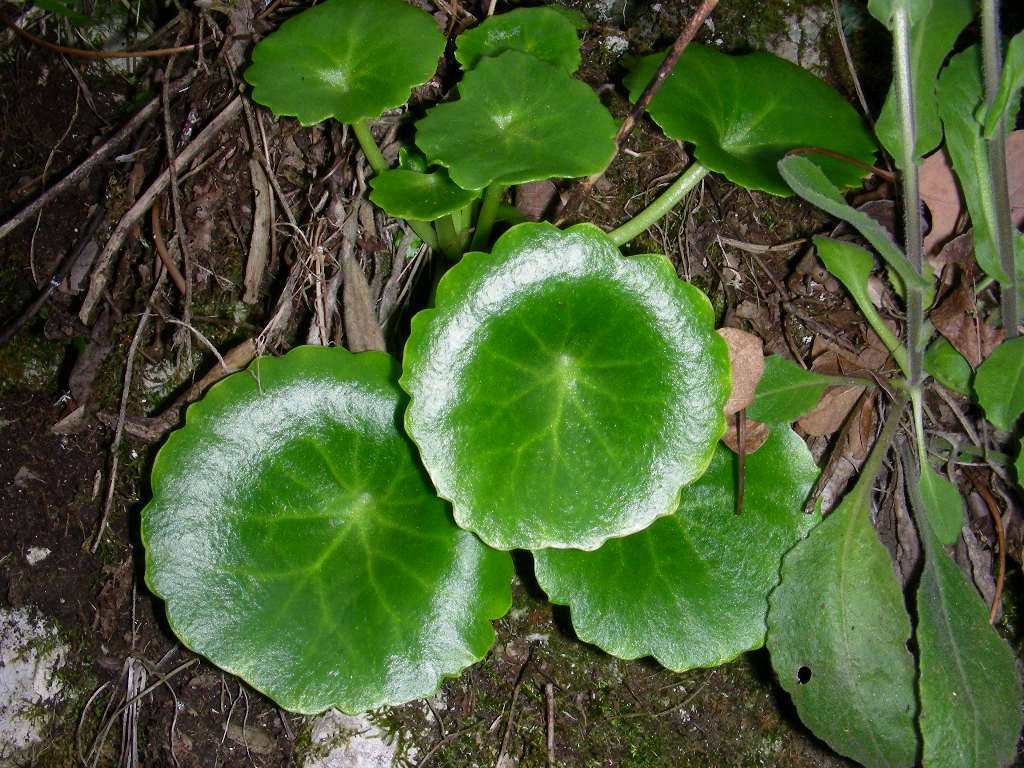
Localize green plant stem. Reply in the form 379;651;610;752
435;215;460;260
891;5;925;388
608;164;711;246
981;0;1018;337
470;183;506;251
351;119;439;250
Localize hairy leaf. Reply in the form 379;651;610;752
975;336;1024;431
143;347;513;714
747;355;845;423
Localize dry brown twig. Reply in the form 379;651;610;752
555;0;720;225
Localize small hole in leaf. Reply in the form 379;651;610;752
796;666;812;684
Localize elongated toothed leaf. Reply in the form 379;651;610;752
402;222;730;551
143;346;512;714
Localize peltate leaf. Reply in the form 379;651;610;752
915;493;1024;767
533;425;819;670
244;0;445;126
974;336;1024;431
623;44;876;196
455;7;582;74
416;51;617;190
369;168;479;222
142;346;513;714
873;0;973;163
747;355;845;423
767;428;918;766
401;222;730;551
982;29;1024;138
924;336;973;395
939;46;1023;286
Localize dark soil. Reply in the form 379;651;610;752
0;1;1019;767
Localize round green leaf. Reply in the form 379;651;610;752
623;44;877;195
369;168;480;222
142;346;513;714
533;425;819;670
455;7;582;74
243;0;445;126
975;336;1024;432
416;51;617;190
924;336;972;395
401;222;730;551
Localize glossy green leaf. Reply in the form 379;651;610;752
938;46;1023;286
974;336;1024;431
813;237;910;374
369;168;479;222
623;44;876;196
873;0;973;163
924;336;973;395
142;347;513;714
914;488;1024;767
416;51;617;190
455;7;582;74
398;146;430;173
244;0;444;126
780;158;929;296
401;222;730;551
533;425;819;670
917;460;963;546
747;355;848;423
767;415;918;767
982;30;1024;137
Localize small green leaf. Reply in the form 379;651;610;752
813;237;909;374
369;168;479;222
401;222;730;551
938;46;1022;286
767;417;918;767
244;0;445;126
34;0;94;24
867;0;932;27
917;461;963;546
623;44;876;196
416;51;617;190
915;495;1023;767
398;146;430;173
455;7;581;74
533;425;819;670
982;30;1024;137
924;336;973;395
872;0;973;163
779;158;929;296
974;336;1024;431
143;347;513;714
747;355;841;423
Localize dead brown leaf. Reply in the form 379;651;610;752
797;384;866;436
720;413;770;455
716;327;764;416
920;147;962;256
931;268;1003;368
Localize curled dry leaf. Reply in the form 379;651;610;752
716;327;765;416
919;147;963;257
797;384;866;436
720;413;771;454
931;263;1003;369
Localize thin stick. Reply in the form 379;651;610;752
79;96;243;323
555;0;718;224
0;71;196;242
150;199;188;295
91;271;166;553
545;683;555;766
967;470;1007;624
2;13;199;58
495;648;533;768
